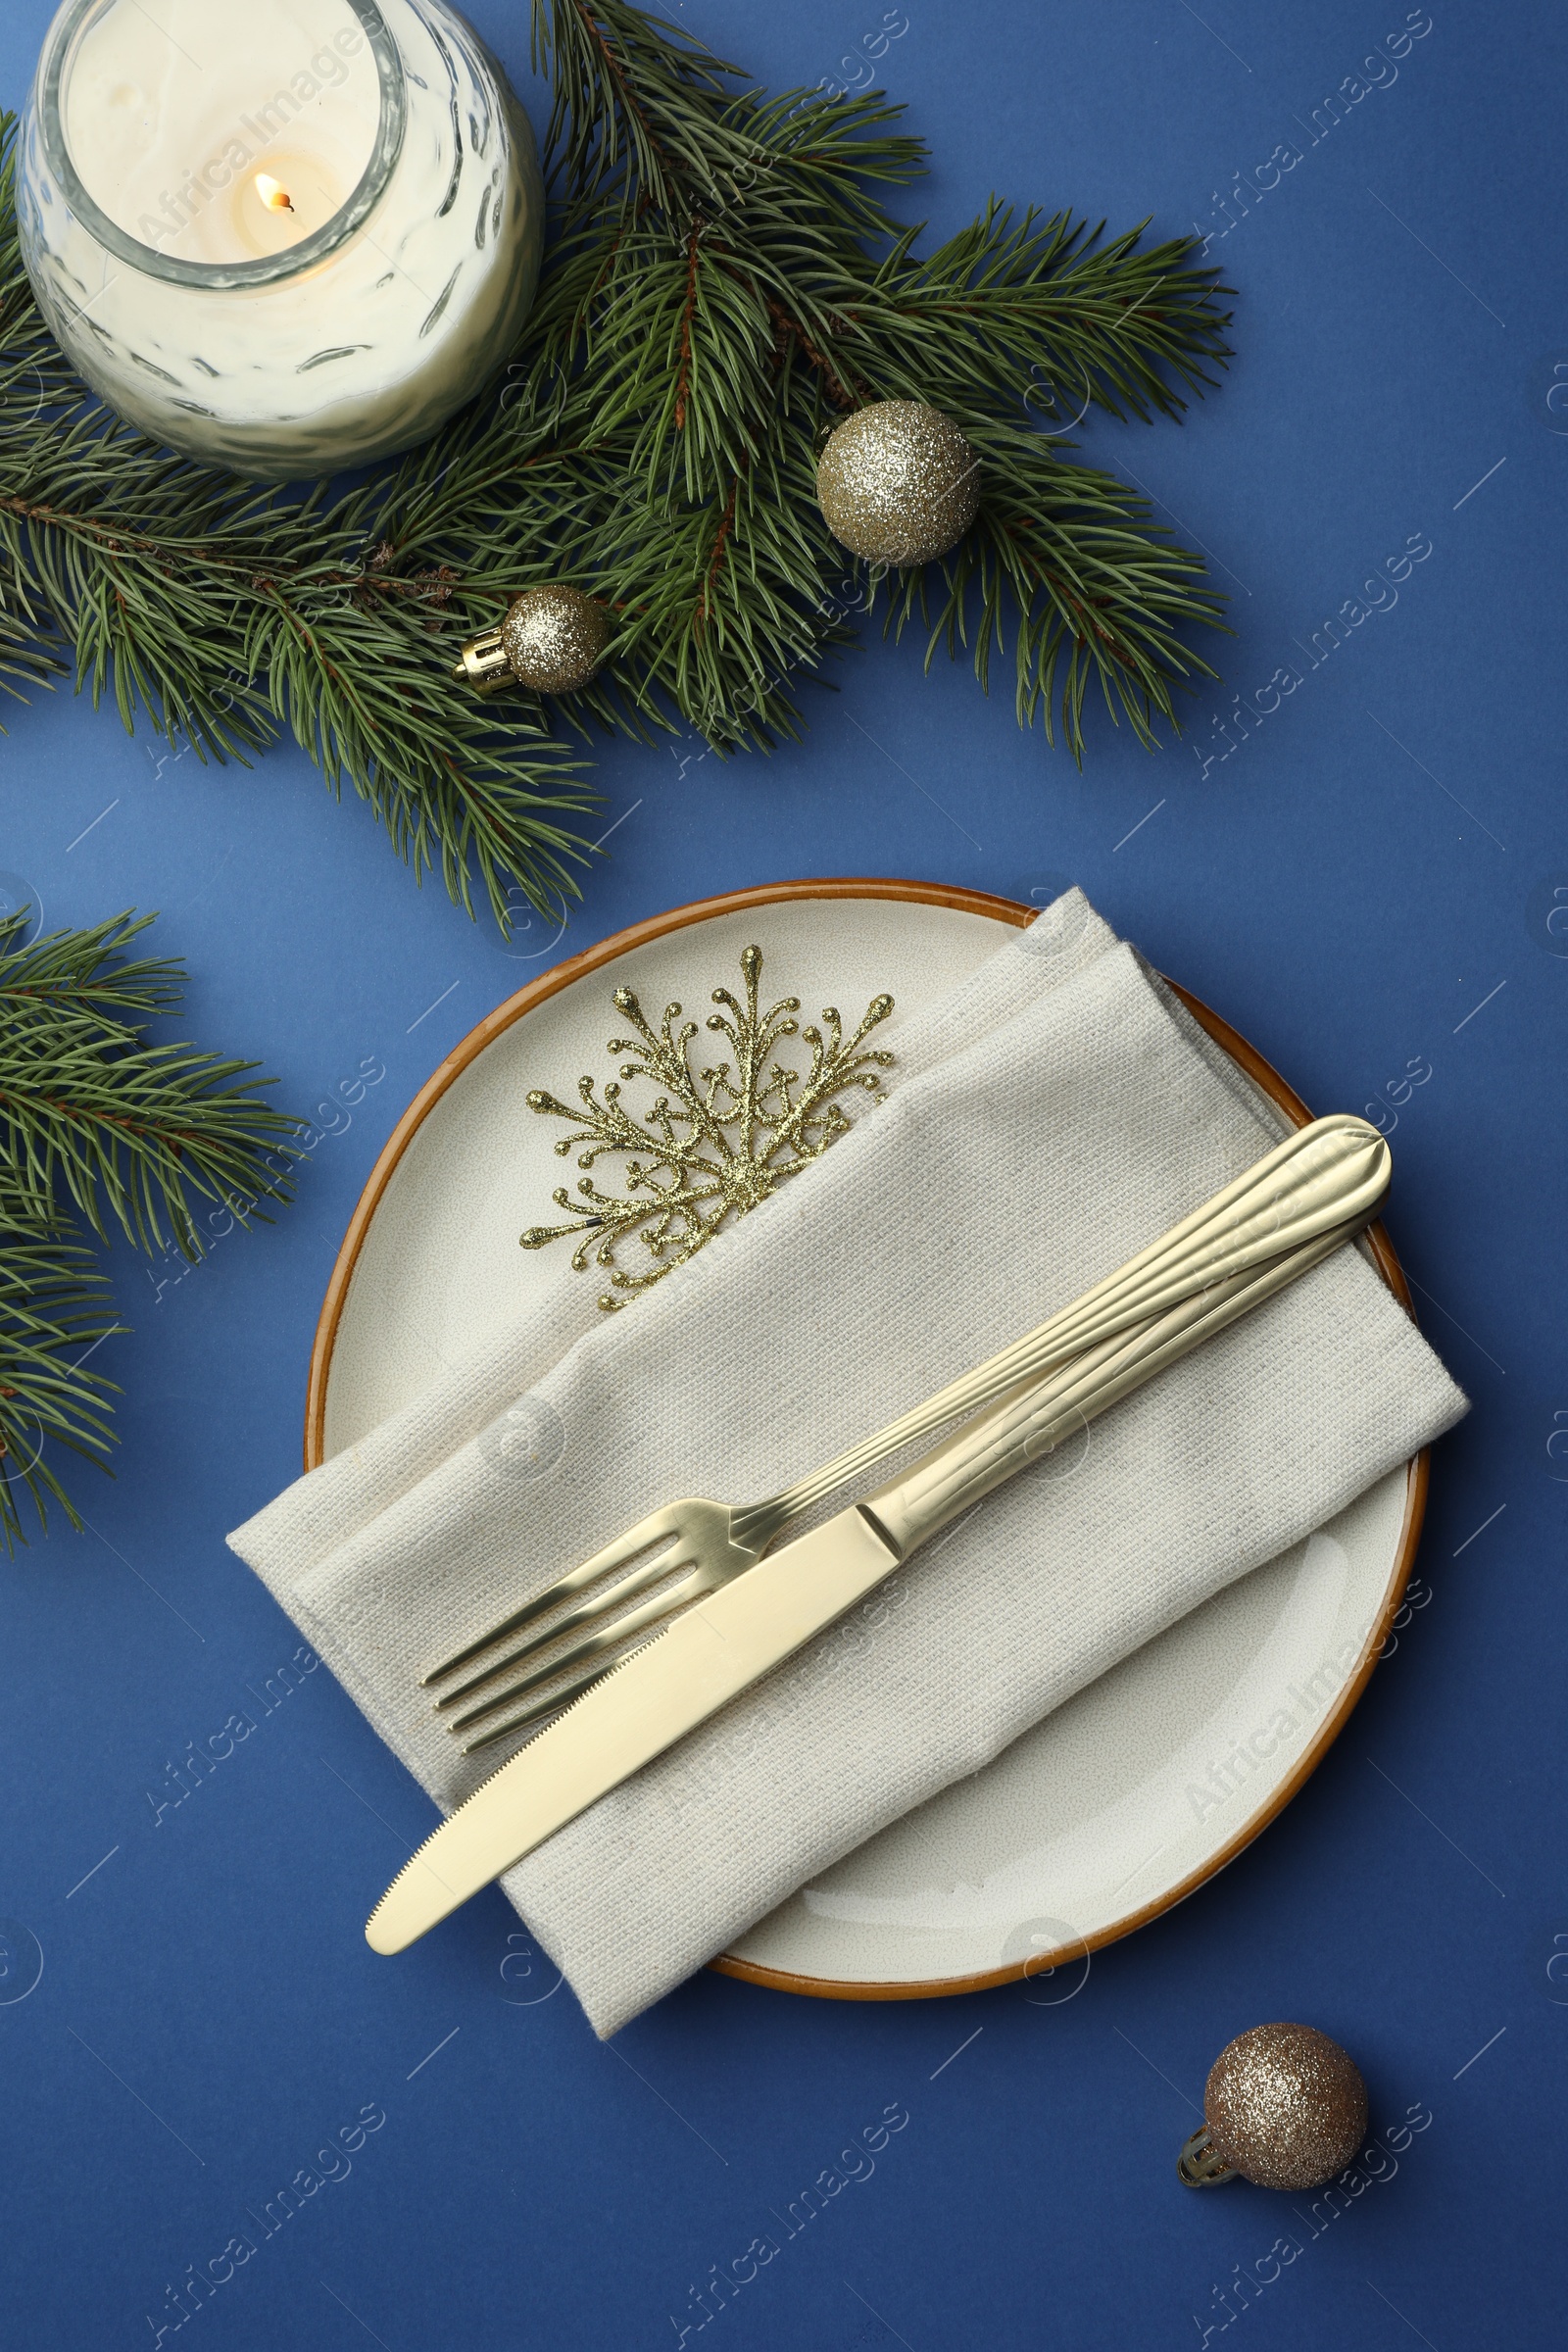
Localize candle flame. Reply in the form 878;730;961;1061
255;173;295;214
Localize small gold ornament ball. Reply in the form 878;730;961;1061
815;400;981;566
500;585;611;694
1204;2023;1368;2190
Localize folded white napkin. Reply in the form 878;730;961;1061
229;893;1466;2035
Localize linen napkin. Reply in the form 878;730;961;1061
229;893;1467;2035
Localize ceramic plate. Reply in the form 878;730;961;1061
308;882;1425;2001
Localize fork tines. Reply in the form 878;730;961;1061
421;1507;695;1753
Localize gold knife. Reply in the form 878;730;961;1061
367;1216;1359;1954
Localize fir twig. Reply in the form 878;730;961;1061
0;120;599;932
0;906;300;1546
0;1211;118;1550
0;908;301;1254
0;0;1234;922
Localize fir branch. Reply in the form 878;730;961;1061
0;1210;119;1552
472;7;1231;751
0;119;600;931
878;419;1223;756
531;0;752;219
0;908;301;1256
827;203;1232;425
0;906;300;1545
0;0;1236;923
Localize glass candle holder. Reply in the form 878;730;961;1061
18;0;544;480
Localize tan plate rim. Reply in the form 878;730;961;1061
304;877;1428;2005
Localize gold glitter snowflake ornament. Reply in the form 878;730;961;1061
520;946;894;1309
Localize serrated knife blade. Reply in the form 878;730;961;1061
366;1504;901;1954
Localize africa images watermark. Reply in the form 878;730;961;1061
1191;530;1434;780
1190;2099;1434;2344
142;1645;319;1828
144;1054;384;1308
141;2100;387;2344
129;24;368;252
1183;1577;1433;1826
1190;10;1435;260
658;1571;913;1826
665;2099;910;2343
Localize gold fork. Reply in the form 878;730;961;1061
423;1113;1389;1749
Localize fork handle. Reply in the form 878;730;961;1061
760;1114;1388;1536
859;1224;1348;1561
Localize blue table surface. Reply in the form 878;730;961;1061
2;2;1562;2346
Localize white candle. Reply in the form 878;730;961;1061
19;0;544;479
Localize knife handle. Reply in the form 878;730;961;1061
858;1223;1349;1561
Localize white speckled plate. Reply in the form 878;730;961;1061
309;882;1425;2002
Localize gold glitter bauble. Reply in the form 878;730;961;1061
499;585;611;694
815;400;981;566
1203;2024;1367;2190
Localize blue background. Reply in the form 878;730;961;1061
1;2;1561;2345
